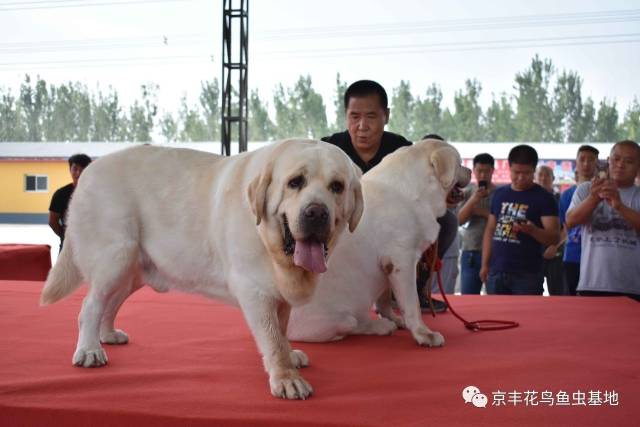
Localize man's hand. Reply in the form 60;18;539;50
598;180;623;210
471;186;490;201
543;244;558;260
512;220;535;235
589;177;607;201
479;264;489;283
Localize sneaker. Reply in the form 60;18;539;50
419;294;448;314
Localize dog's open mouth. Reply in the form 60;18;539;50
448;184;465;204
283;215;328;274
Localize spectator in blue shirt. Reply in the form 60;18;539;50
558;145;599;295
479;145;560;295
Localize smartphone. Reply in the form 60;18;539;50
596;160;609;179
478;180;488;189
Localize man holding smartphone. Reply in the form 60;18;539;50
457;153;497;294
479;145;560;295
565;140;640;299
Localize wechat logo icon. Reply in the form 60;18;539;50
462;385;488;408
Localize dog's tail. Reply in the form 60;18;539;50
41;239;83;305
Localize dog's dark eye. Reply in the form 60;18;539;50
288;175;305;189
329;181;344;194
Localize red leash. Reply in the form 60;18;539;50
433;258;519;331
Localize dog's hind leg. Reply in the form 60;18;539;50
73;245;138;367
351;316;398;336
287;308;355;342
100;269;144;345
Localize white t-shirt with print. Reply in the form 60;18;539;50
568;182;640;295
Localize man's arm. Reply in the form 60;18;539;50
599;182;640;232
48;211;63;238
516;216;560;247
565;179;605;228
543;225;567;260
479;214;497;283
457;187;489;224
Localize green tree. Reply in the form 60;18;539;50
439;109;458;141
272;76;328;139
160;112;179;142
128;84;158;142
292;75;328;139
73;83;92;141
388;80;414;138
620;98;640;141
43;82;91;141
18;75;48;141
200;79;220;140
553;71;584;142
451;79;484;141
178;96;208;141
513;55;557;141
273;83;300;139
116;114;132;141
91;87;122;141
485;93;517;142
0;89;26;141
412;84;444;140
42;84;65;141
594;99;620;142
248;89;274;141
329;73;348;134
576;97;596;142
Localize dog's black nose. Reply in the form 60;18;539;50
300;203;330;239
303;203;329;222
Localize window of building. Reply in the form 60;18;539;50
25;175;48;192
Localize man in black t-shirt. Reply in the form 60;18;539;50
322;80;411;173
49;153;92;250
321;80;450;312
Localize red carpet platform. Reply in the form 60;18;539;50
0;244;51;281
1;280;637;426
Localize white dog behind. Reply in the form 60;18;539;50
41;139;363;400
287;139;471;346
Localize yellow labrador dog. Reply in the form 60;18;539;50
287;139;470;346
41;139;363;400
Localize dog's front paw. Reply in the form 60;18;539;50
414;329;445;348
270;370;313;400
73;347;108;367
290;349;309;368
101;329;129;345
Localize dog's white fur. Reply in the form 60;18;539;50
41;139;363;400
287;139;471;346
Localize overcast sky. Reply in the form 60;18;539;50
1;0;639;123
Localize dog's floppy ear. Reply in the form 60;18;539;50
430;145;459;189
348;179;364;233
347;164;364;233
248;160;273;226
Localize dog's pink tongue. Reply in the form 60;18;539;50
293;240;327;273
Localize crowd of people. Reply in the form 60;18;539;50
50;79;640;306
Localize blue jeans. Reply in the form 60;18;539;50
486;271;544;295
460;250;483;294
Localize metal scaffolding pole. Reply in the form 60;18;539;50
221;0;248;155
